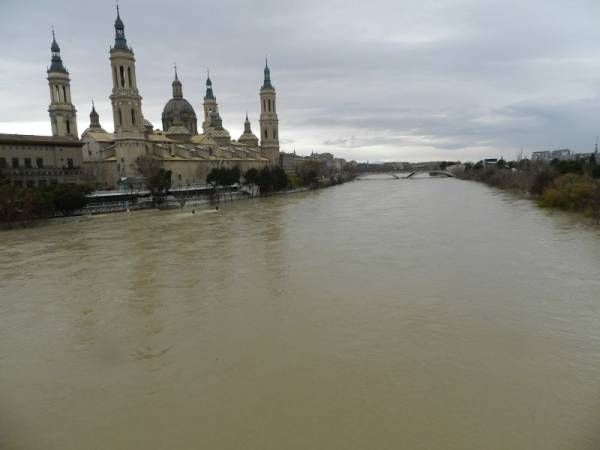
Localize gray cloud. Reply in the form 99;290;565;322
1;0;600;162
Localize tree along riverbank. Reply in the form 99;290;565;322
454;157;600;223
0;182;93;229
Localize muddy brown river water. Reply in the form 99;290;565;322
1;175;600;449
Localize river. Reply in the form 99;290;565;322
1;175;600;450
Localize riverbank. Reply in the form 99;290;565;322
454;161;600;223
0;175;356;230
84;175;353;216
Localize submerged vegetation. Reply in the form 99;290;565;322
457;156;600;221
0;180;92;228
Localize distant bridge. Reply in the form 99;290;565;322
401;170;454;178
378;170;454;179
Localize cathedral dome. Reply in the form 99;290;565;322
162;97;197;134
162;97;196;119
166;124;191;135
161;70;198;135
239;132;259;147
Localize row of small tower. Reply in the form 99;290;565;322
46;6;280;165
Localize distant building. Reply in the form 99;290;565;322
531;149;571;162
311;152;346;175
280;152;306;176
573;152;594;161
531;151;551;161
280;151;346;177
383;162;411;170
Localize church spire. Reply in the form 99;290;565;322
238;112;259;147
244;113;252;133
205;69;215;100
172;64;183;98
113;3;128;50
49;27;67;73
262;57;273;90
89;100;101;129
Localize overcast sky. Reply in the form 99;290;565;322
1;0;600;162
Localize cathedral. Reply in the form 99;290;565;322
50;7;280;188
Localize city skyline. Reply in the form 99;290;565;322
2;0;600;162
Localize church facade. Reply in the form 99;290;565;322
76;8;280;188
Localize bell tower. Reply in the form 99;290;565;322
109;5;144;137
109;5;146;177
202;71;219;133
259;59;279;165
47;29;78;139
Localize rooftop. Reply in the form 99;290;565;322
0;134;82;147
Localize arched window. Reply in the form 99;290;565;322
131;109;136;125
62;86;67;102
54;86;60;102
263;99;266;112
268;99;271;112
127;67;132;88
118;109;123;128
66;119;71;135
264;129;268;139
120;66;125;88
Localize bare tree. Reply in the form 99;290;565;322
134;155;162;179
134;155;171;206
